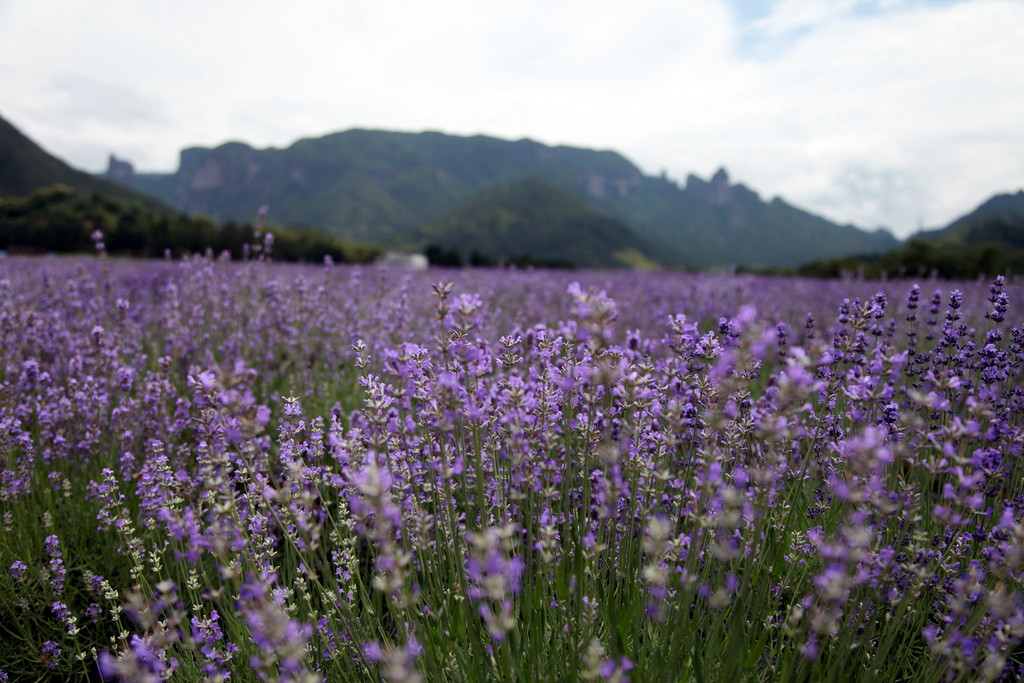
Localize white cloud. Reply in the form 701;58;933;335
731;0;1024;232
0;0;1021;237
749;0;863;36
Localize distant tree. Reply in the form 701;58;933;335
469;249;494;267
424;244;463;267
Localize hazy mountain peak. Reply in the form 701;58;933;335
105;154;135;184
707;168;732;207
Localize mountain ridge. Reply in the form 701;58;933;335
99;127;900;269
798;189;1024;278
913;190;1024;246
0;111;167;209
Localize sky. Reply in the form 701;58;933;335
1;0;1022;238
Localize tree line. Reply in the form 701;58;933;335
0;185;383;263
797;238;1024;280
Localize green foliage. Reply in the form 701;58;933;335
798;241;1024;279
0;185;382;263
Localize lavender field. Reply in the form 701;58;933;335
1;254;1022;682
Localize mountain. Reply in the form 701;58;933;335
102;129;899;269
0;112;164;208
799;189;1024;279
914;190;1024;249
0;112;378;263
411;177;659;269
628;169;899;268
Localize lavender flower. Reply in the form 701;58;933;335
465;525;524;641
364;637;423;683
43;534;65;595
41;640;61;670
2;257;1023;681
238;573;318;682
9;560;26;580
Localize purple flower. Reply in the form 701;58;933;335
364;637;423;683
9;560;26;580
802;635;819;660
41;640;61;669
51;600;77;634
43;534;65;594
238;574;316;680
